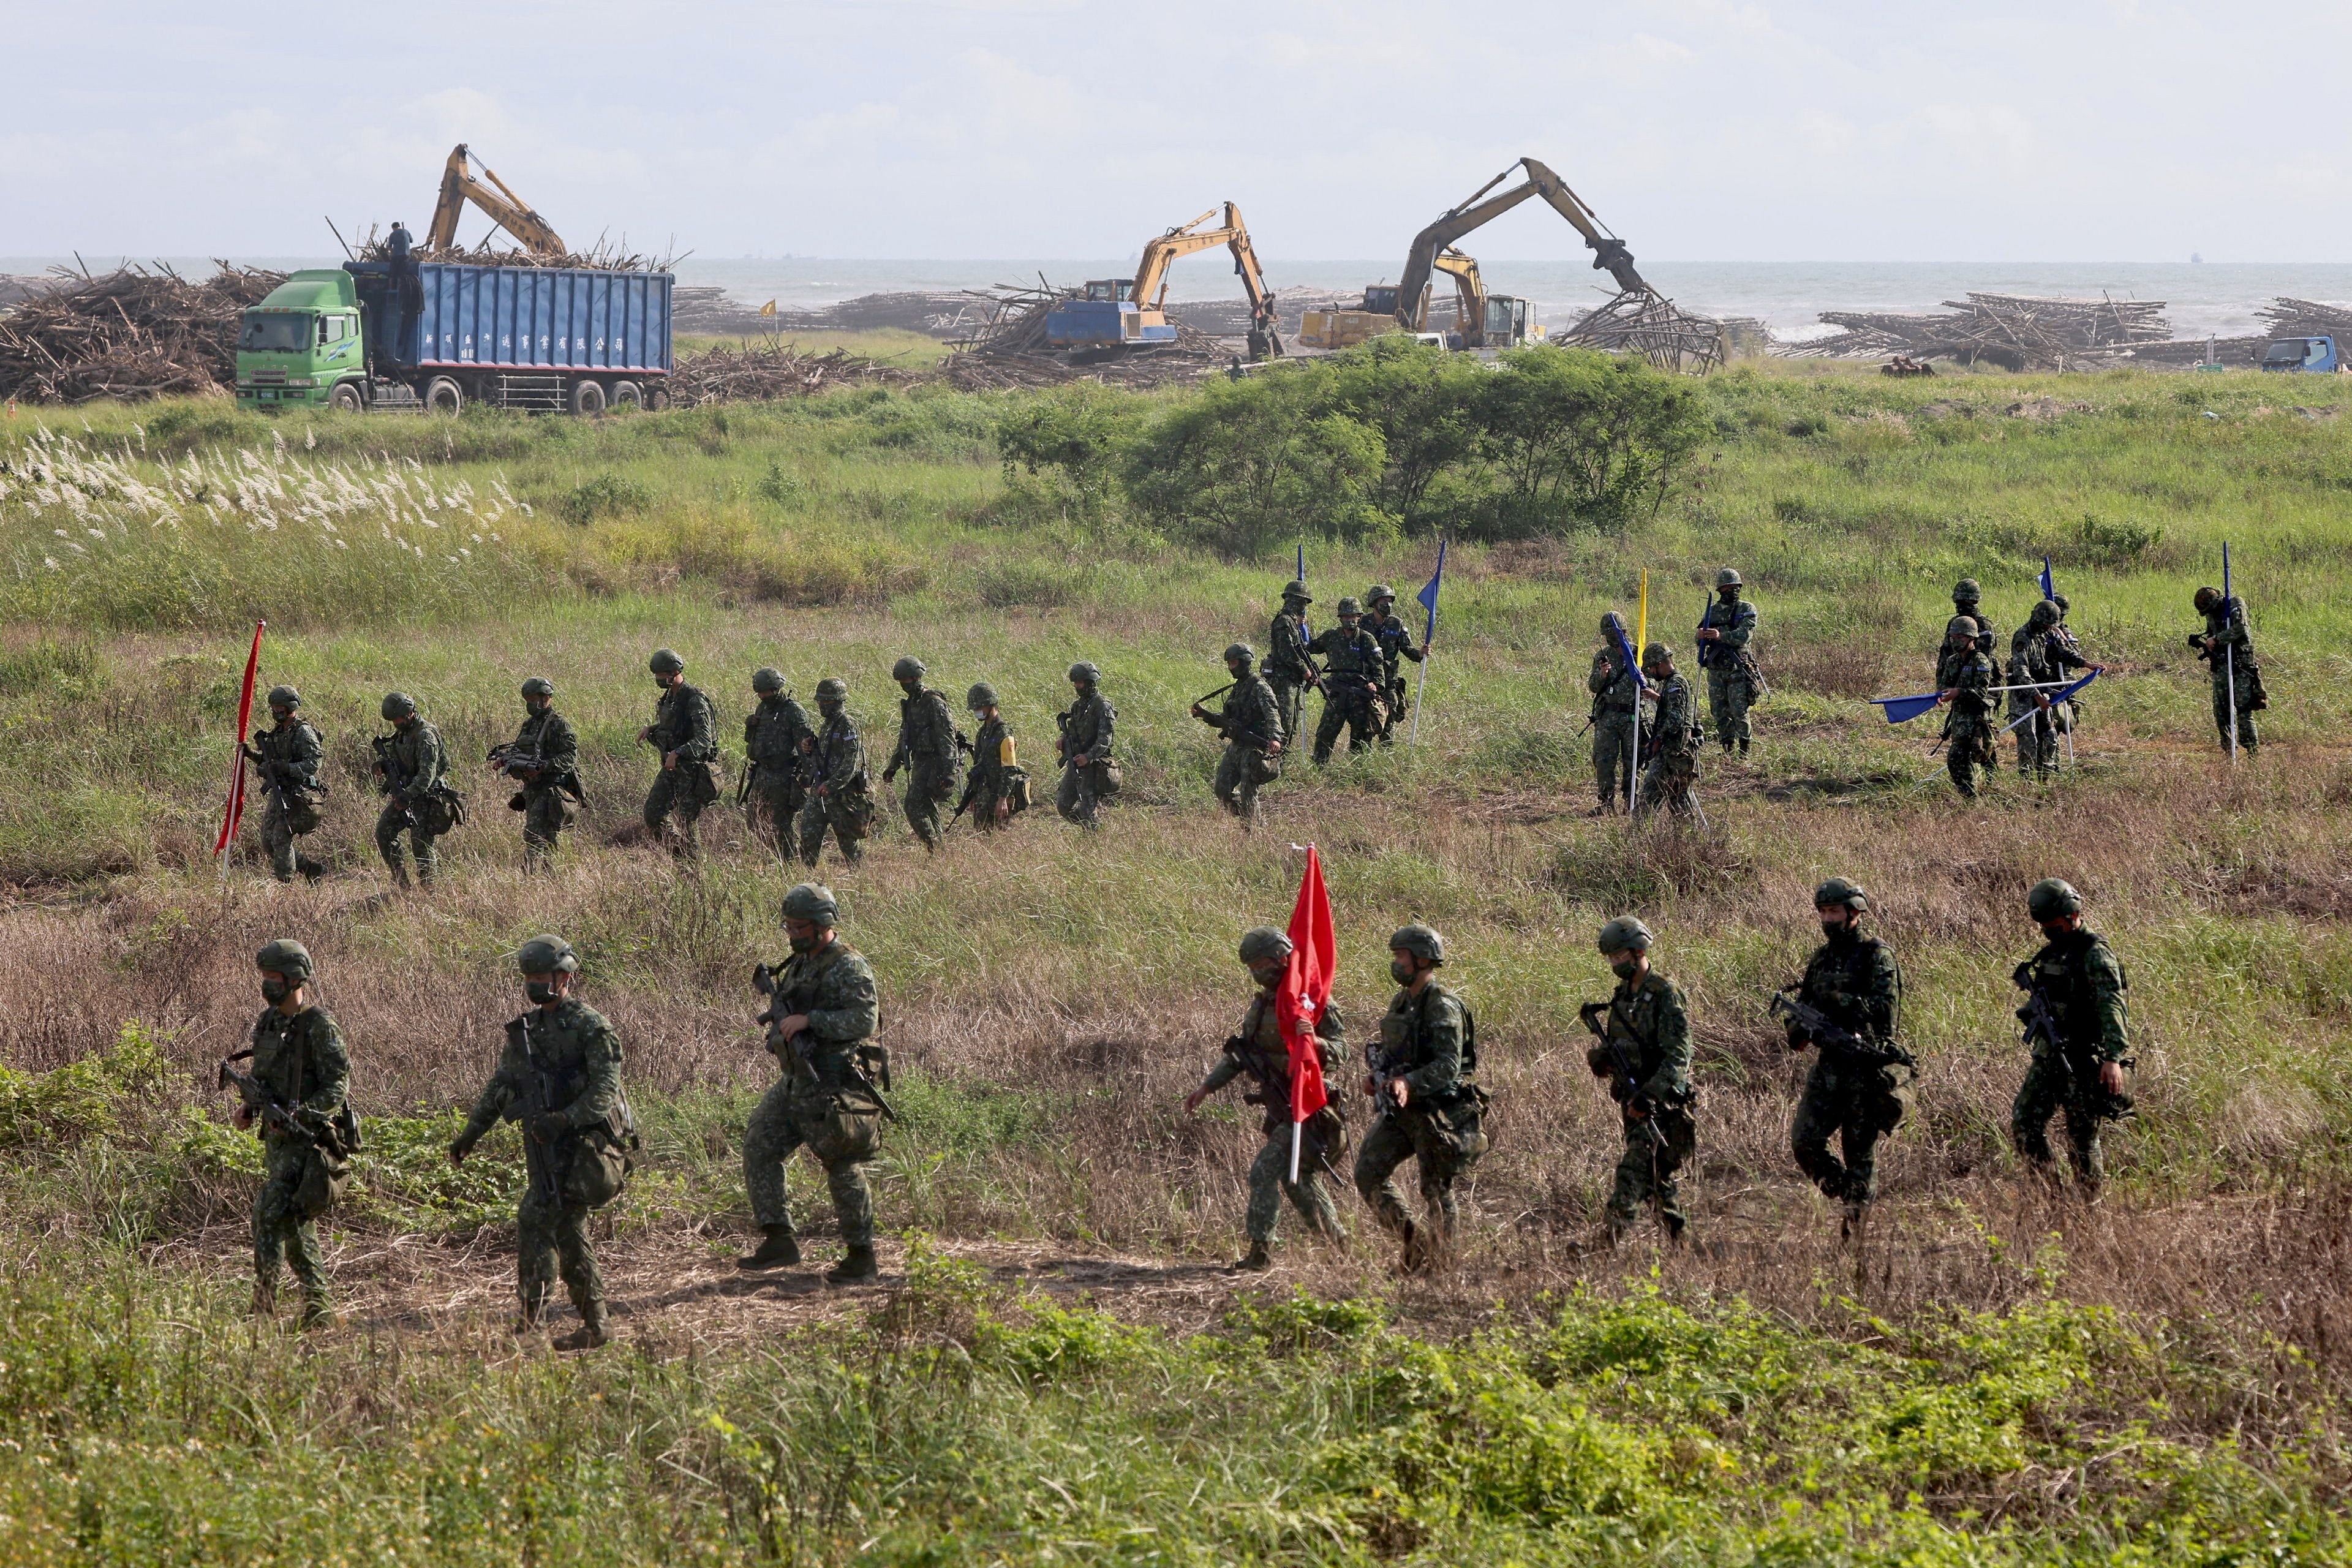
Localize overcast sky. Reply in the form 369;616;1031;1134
5;0;2344;262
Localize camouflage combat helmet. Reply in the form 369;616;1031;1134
1223;642;1254;668
1238;927;1294;965
649;648;685;676
2193;586;2220;612
814;677;847;702
255;938;314;982
521;676;555;699
1814;876;1869;914
1714;568;1743;589
380;690;417;722
1596;916;1653;954
2027;878;2082;921
2029;599;2061;628
1281;579;1312;603
2052;594;2070;616
1366;583;1396;606
967;682;998;710
1642;643;1674;672
892;656;925;683
752;667;785;694
1945;614;1981;641
1953;578;1983;605
1335;596;1363;618
266;684;302;710
1600;611;1627;636
781;883;839;926
1389;923;1444;963
514;935;581;975
1068;661;1101;685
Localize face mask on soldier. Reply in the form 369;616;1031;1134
260;976;291;1005
790;930;822;955
526;979;561;1006
1251;963;1285;990
1389;957;1417;986
1610;957;1643;982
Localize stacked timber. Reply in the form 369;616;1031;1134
666;341;910;406
1556;291;1728;374
1781;293;2171;371
0;263;287;403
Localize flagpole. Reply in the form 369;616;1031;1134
1409;538;1444;745
2223;543;2238;766
1629;570;1649;817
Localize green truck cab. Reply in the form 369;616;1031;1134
235;269;368;411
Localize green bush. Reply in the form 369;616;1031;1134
558;472;654;526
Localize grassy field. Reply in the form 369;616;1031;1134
2;355;2350;1563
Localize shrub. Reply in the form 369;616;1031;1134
559;472;654;526
1471;346;1710;535
1121;371;1395;557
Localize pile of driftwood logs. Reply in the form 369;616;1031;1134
1782;293;2171;370
351;227;672;273
666;341;909;405
0;263;287;403
942;282;1237;390
1556;291;1730;373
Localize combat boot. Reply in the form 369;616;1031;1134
554;1308;609;1352
513;1297;547;1335
1398;1219;1433;1275
1839;1200;1866;1243
250;1280;278;1319
296;855;328;883
1232;1240;1272;1272
826;1245;880;1285
737;1224;801;1271
296;1296;335;1330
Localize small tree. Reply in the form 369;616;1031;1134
1121;371;1395;557
1473;347;1708;535
993;384;1146;523
1313;337;1490;526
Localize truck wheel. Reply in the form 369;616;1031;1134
608;380;643;412
424;377;463;416
646;385;672;411
569;379;607;417
328;382;364;413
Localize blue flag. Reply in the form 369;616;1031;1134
2039;556;2056;602
1871;692;1945;725
1608;618;1646;692
1416;538;1446;642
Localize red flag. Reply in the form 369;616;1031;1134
1277;845;1335;1125
213;620;265;859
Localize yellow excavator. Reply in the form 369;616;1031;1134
1046;203;1283;357
1302;157;1646;351
424;143;567;257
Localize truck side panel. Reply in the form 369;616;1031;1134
368;264;673;375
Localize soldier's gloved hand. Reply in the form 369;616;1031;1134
882;764;899;783
447;1134;475;1165
530;1111;570;1143
2186;634;2206;651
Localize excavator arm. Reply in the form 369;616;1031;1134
426;144;567;257
1430;250;1484;337
1129;202;1284;356
1392;157;1647;330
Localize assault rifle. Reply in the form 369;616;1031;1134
505;1015;564;1209
1363;1039;1403;1113
2016;976;2135;1121
1577;1000;1649;1111
240;744;301;817
1770;986;1908;1066
217;1054;334;1144
751;963;897;1121
372;736;418;829
486;742;542;779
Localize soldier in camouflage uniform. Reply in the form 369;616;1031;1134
882;656;963;852
2188;585;2264;755
1696;567;1760;755
1588;613;1640;815
1192;643;1284;824
742;668;813;857
1355;924;1486;1272
372;691;454;889
490;677;580;872
1362;585;1424;744
1782;880;1911;1236
1936;617;2000;800
2007;601;2095;780
738;884;889;1285
1306;597;1387;763
1264;580;1319;748
955;683;1026;832
2010;879;2135;1198
1635;644;1700;821
1186;927;1348;1270
1949;579;1997;660
243;685;327;883
450;935;636;1351
237;939;352;1326
1056;662;1118;827
640;649;720;859
1583;917;1695;1245
798;677;873;867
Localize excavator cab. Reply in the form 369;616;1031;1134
1082;279;1137;304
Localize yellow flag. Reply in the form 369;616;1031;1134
758;299;777;317
1635;568;1649;657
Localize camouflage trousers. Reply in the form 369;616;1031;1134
1607;1104;1694;1237
258;795;322;883
1244;1119;1346;1246
796;790;869;866
253;1137;330;1306
2009;704;2067;778
1592;712;1635;805
1268;676;1308;752
1706;666;1754;750
643;766;715;858
900;761;959;850
1378;676;1409;742
1057;761;1110;828
745;777;806;858
517;1184;605;1325
1944;716;1997;799
2011;1050;2117;1192
374;804;442;886
521;785;575;871
743;1077;882;1250
1637;750;1698;819
1312;687;1382;763
1790;1052;1910;1208
1354;1108;1474;1239
2210;668;2260;753
1213;742;1279;823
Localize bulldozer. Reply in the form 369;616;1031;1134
1046;203;1283;359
